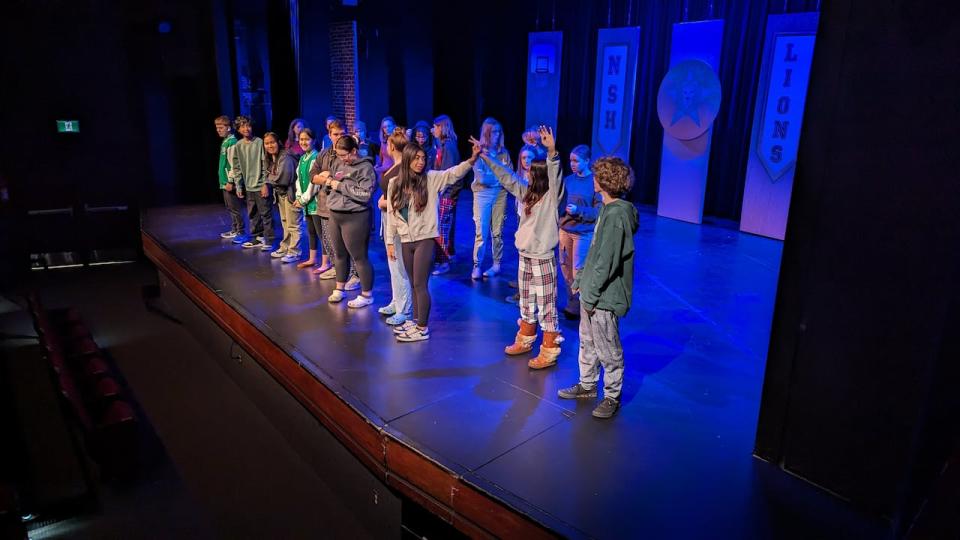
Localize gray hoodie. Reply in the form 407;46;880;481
385;160;474;244
484;153;564;259
326;155;376;212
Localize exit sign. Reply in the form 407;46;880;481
56;120;80;133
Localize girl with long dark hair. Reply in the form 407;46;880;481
474;126;564;369
384;140;481;342
263;131;302;262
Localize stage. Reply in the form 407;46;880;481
141;203;876;538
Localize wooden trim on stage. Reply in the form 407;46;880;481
142;231;557;540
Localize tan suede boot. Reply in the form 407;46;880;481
505;320;538;355
528;331;562;369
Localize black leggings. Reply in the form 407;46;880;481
401;238;436;327
329;209;373;290
306;214;322;251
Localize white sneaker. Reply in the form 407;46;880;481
318;267;337;280
483;264;501;277
328;289;345;303
344;276;361;291
347;294;374;309
270;249;285;258
392;320;417;334
281;253;300;264
397;326;430;342
471;266;482;280
221;230;238;239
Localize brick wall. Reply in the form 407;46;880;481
329;20;359;132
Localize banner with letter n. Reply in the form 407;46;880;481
656;20;724;225
740;12;819;240
525;31;563;132
591;27;641;161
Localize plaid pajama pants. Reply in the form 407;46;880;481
518;255;559;332
434;191;456;264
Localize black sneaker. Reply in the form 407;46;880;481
592;397;619;419
242;239;264;249
557;383;598;400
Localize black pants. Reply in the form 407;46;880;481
306;214;322;251
329;209;373;290
402;238;436;327
246;188;275;243
222;188;244;233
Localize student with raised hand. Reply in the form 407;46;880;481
214;115;242;240
385;139;482;342
558;145;601;318
229;115;275;252
317;136;377;308
263;131;302;262
473;126;565;370
377;128;413;326
429;115;461;275
470;117;512;280
293;128;322;267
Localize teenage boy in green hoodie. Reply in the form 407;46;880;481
557;156;639;419
215;115;241;239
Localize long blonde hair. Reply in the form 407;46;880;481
479;117;505;154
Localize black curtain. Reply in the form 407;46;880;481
432;0;820;221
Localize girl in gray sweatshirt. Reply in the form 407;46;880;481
474;126;565;370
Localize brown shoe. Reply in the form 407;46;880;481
504;320;538;355
296;260;316;269
528;331;562;369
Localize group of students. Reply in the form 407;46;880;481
214;113;638;418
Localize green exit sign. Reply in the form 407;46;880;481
56;120;80;133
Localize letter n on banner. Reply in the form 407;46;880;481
740;12;819;240
591;27;641;161
526;32;563;132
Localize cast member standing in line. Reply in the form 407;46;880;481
317;136;377;307
214;115;242;239
263;132;303;262
284;118;308;158
557;157;638;419
377;128;413;325
429;115;461;275
229;115;275;252
385;140;481;342
504;143;541;303
558;145;601;318
474;126;564;369
293;128;323;268
470;117;511;280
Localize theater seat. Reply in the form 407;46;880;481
94;377;121;399
100;400;136;427
83;356;110;378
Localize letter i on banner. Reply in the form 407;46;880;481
591;27;641;162
740;12;819;240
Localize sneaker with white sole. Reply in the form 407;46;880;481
328;289;345;303
470;266;482;280
483;264;501;278
431;262;450;276
232;234;249;245
270;249;285;258
385;313;408;326
397;326;429;342
344;276;361;291
242;239;263;249
347;294;374;308
318;267;337;280
280;253;301;264
221;230;238;239
392;320;417;334
378;304;397;316
259;242;274;252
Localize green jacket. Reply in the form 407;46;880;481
572;199;638;317
218;135;238;189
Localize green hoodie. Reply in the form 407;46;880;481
218;134;238;189
572;199;639;317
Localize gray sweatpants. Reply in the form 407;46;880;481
578;307;624;400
